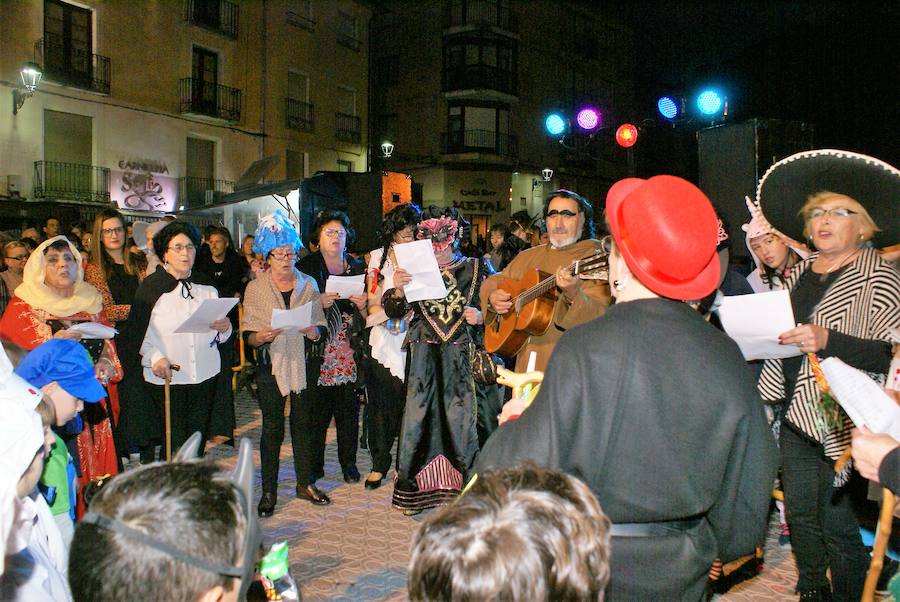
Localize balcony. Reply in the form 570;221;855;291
185;0;239;39
286;9;315;31
179;177;234;208
35;37;110;95
335;113;361;143
444;0;518;33
443;64;517;97
442;129;517;157
285;98;314;132
33;161;110;204
337;32;362;51
179;78;241;122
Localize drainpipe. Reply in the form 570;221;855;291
259;0;267;160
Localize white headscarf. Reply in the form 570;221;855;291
15;235;103;316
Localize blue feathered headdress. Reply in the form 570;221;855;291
252;211;304;257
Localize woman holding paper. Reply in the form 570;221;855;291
116;221;230;459
0;235;122;511
385;206;499;515
757;150;900;601
296;209;368;487
242;211;327;515
362;204;421;490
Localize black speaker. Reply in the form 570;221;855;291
698;119;814;257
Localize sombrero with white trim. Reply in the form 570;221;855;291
756;149;899;248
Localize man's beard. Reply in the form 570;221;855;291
549;233;578;249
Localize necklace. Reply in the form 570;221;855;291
817;249;858;282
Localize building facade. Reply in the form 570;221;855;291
370;0;634;241
0;0;371;232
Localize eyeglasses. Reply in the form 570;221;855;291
168;244;196;254
269;251;296;261
808;207;857;219
6;254;28;261
102;226;125;236
322;229;347;239
546;209;578;218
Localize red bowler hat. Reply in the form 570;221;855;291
605;175;720;301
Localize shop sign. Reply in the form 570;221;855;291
110;157;176;212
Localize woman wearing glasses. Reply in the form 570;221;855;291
0;241;29;315
757;151;899;601
84;209;146;326
116;222;231;461
242;212;327;516
296;210;368;498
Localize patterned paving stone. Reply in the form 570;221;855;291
206;390;879;601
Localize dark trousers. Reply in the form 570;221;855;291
303;380;360;475
364;358;405;474
151;377;217;456
781;424;869;600
257;370;306;495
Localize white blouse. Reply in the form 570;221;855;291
367;247;407;381
140;281;232;386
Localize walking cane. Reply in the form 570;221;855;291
164;364;181;461
862;488;896;602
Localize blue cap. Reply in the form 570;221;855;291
252;210;303;257
14;339;107;402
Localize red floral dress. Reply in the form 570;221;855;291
317;311;357;386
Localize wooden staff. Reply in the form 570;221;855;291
862;488;896;602
164;364;181;461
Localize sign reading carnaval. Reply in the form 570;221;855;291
110;158;177;212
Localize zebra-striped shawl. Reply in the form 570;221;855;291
758;247;899;468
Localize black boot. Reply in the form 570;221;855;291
798;585;832;601
257;492;276;517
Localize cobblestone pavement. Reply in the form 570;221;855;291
204;390;849;601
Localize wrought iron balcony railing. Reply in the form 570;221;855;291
185;0;239;38
34;37;110;95
444;0;518;32
441;129;517;157
179;78;242;121
179;177;235;208
286;9;315;31
335;113;361;143
443;64;517;96
33;161;110;203
337;32;362;51
285;98;314;131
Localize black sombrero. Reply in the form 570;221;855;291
756;149;899;248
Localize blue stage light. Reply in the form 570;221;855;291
696;90;724;115
657;96;679;119
544;112;567;136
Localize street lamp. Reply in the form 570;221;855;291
12;62;42;115
380;141;394;158
541;168;553;181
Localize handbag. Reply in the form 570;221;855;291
472;348;504;385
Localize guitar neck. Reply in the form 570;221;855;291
516;260;579;308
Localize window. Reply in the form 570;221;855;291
336;87;356;116
185;138;216;207
286;0;314;30
445;104;513;155
337;10;360;51
286;150;307;179
43;0;97;90
191;46;219;112
288;71;309;102
337;159;353;173
443;37;517;95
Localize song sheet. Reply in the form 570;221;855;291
717;290;802;360
173;298;239;333
820;357;900;440
271;302;313;331
325;274;366;299
392;239;448;302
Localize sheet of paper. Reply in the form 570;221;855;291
271;302;313;331
325;274;366;299
366;310;388;328
68;322;118;340
717;290;802;360
392;239;448;302
821;357;900;441
173;297;239;334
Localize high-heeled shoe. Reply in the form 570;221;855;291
257;492;276;517
296;484;332;506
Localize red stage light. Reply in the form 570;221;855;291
615;123;638;148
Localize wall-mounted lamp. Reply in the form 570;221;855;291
12;62;42;115
380;141;394;158
541;168;553;181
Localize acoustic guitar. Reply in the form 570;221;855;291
484;251;608;356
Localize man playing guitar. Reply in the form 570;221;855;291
480;190;610;372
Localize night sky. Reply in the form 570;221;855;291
612;1;900;168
